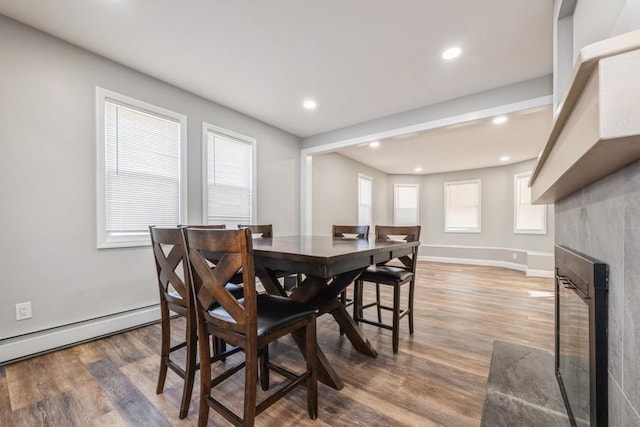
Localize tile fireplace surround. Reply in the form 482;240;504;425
531;30;640;426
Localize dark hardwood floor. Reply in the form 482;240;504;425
0;262;554;426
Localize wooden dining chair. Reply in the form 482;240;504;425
184;227;318;426
237;224;273;238
237;224;301;292
149;226;199;419
353;225;421;353
332;225;369;302
179;224;245;357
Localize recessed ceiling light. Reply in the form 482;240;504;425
302;99;317;110
369;141;380;148
500;155;510;162
414;166;423;172
493;115;508;125
442;46;462;60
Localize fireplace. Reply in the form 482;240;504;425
555;245;608;426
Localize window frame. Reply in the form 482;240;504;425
513;172;547;235
393;184;419;226
444;179;481;233
201;122;257;227
357;173;373;229
96;87;187;249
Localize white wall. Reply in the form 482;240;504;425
311;153;390;235
573;0;628;59
554;0;640;108
0;15;300;360
302;76;552;150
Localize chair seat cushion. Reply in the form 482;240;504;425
170;284;243;309
360;265;413;284
205;283;245;310
224;283;244;299
208;294;317;336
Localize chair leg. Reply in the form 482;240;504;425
353;280;361;323
244;342;258;426
197;322;212;427
179;313;198;419
213;337;227;361
156;303;170;395
259;344;270;391
392;284;401;354
408;279;415;335
339;289;347;335
306;317;318;420
375;283;382;323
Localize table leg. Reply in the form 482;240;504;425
256;269;378;357
256;267;344;390
325;299;378;358
309;270;378;358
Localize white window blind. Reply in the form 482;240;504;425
204;125;255;227
97;88;186;248
357;174;373;227
394;184;419;225
445;180;481;232
514;172;547;234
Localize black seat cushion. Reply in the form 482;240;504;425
224;283;244;299
204;283;245;310
360;265;413;284
207;294;317;336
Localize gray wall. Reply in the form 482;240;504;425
311;153;390;235
399;159;554;272
0;16;301;345
555;161;640;426
312;155;555;273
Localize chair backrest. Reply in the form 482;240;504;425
374;225;421;272
374;225;421;243
238;224;273;238
184;228;257;335
178;224;226;229
149;226;191;307
332;225;369;240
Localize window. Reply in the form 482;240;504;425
203;123;256;228
394;184;419;226
96;88;187;248
514;172;547;234
445;179;481;232
357;174;372;228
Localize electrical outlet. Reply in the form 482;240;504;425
512;252;517;260
16;302;32;321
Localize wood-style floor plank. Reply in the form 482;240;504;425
5;348;95;411
87;358;170;427
0;366;14;427
0;262;554;426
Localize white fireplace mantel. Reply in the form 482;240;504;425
531;29;640;204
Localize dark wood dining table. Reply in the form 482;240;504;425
251;235;420;390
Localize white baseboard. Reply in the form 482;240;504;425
0;305;160;364
526;269;555;278
418;255;553;278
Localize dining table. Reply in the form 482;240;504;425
251;235;420;390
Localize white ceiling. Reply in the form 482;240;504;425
0;0;554;138
334;105;553;174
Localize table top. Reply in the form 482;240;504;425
252;235;419;278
